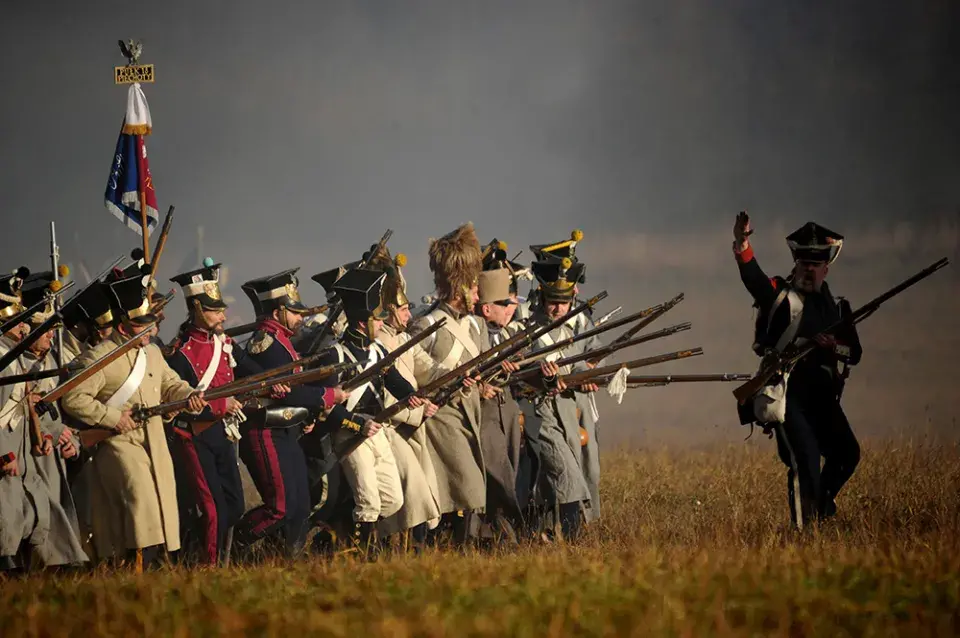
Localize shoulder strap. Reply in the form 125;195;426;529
772;289;805;353
106;347;148;409
195;334;224;391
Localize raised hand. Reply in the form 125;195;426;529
734;211;752;250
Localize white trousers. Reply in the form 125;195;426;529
340;428;404;523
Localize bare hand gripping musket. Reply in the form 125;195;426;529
732;257;950;404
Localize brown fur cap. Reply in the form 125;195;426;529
428;222;482;302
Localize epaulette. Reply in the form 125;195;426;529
248;330;274;355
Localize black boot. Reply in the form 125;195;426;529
351;521;378;560
559;502;582;542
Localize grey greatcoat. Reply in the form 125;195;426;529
478;322;524;521
61;333;196;559
570;311;604;523
521;311;591;506
376;323;442;535
0;338;88;566
408;304;487;514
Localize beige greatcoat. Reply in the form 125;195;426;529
60;332;195;558
408;304;488;514
376;323;442;535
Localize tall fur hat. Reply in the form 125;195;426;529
428;223;483;302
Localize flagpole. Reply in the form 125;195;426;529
140;189;151;264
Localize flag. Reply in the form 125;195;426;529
104;82;158;236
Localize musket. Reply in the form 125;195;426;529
0;253;125;339
732;257;950;404
330;320;449;460
50;221;64;369
0;362;83;387
304;229;393;354
225;304;329;338
370;291;608;426
35;320;157;418
587;293;684;364
511;321;692;373
515;347;705;394
339;317;447;393
150;206;175;281
0;309;68;374
625;373;752;387
595;306;622;326
0;282;75;337
78;360;346;447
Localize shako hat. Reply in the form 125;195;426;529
61;280;114;330
532;258;585;302
170;259;228;311
332;268;389;325
312;260;362;302
106;271;156;326
20;272;59;325
786;222;843;265
242;268;309;317
0;267;30;320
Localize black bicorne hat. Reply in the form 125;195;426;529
61;281;114;330
0;267;30;320
170;263;228;311
532;258;585;302
529;229;584;263
332;268;389;325
242;268;308;317
311;260;362;303
106;272;156;326
786;222;843;264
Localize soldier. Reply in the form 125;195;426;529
361;249;444;547
14;273;85;553
472;266;525;541
60;279;115;360
313;267;432;553
733;212;862;529
407;223;490;543
60;268;207;567
58;278;116;554
529;231;604;525
519;247;599;541
233;269;344;558
164;262;246;565
0;267;88;571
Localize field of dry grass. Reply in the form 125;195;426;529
1;436;958;637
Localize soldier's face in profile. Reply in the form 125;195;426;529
392;304;412;329
3;322;29;343
197;308;226;334
27;328;55;355
368;318;384;338
793;260;829;293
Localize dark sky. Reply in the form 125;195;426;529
2;1;958;443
